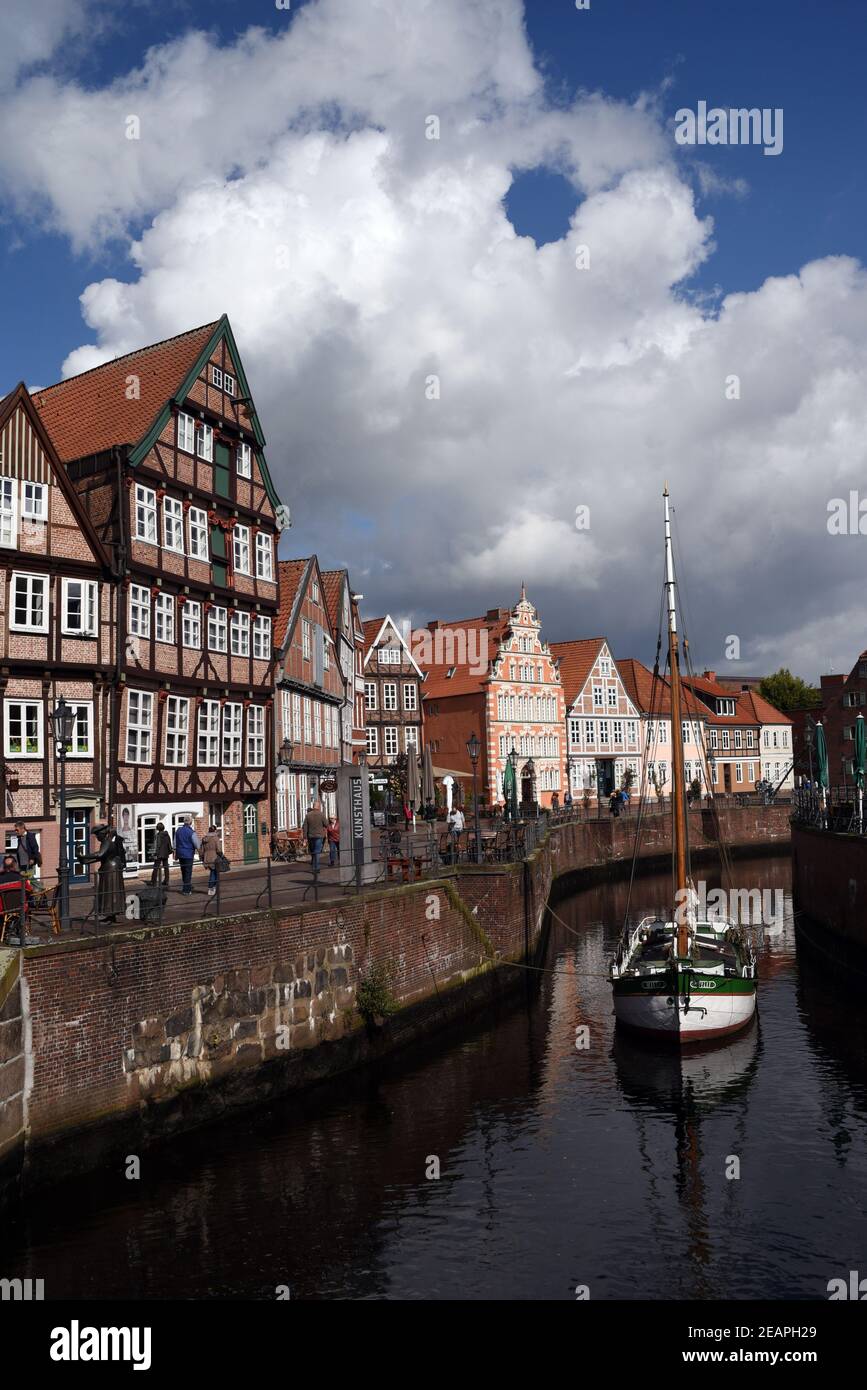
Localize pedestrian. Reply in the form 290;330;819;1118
609;790;620;818
403;800;413;830
150;821;172;887
200;824;221;896
551;792;560;812
564;788;573;811
326;814;341;867
79;823;126;923
173;814;200;895
302;799;328;872
12;820;41;880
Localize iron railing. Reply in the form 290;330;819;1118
791;784;865;834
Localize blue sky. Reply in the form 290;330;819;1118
2;0;866;677
4;0;864;390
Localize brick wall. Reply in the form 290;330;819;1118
10;804;791;1194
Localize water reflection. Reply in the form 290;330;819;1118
4;854;867;1300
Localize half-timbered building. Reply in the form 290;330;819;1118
0;384;115;881
361;616;424;767
32;317;283;868
274;557;345;831
551;638;643;797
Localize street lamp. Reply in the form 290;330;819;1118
48;698;76;934
466;731;481;862
507;745;519;823
278;736;295;766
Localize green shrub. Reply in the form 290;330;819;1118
355;961;398;1025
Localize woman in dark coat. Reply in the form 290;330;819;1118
80;824;127;922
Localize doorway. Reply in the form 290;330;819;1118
67;809;91;883
724;763;732;793
243;802;259;863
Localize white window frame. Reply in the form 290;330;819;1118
163;496;184;553
237;443;252;478
383;682;398;711
197;699;220;766
230;610;250;656
384;726;399;757
135;485;158;544
222;702;242;766
247;706;265;767
211;366;223;390
68;701;94;758
126;690;153;764
364;682;377;711
207;605;227;653
253;614;271;660
405;725;419;750
177;412;195;453
165;696;190;766
4;699;43;758
62;578;98;636
366;726;379;756
0;477;18;548
233;525;251;575
182;599;202;649
129;583;151;639
188;506;208;560
11;571;48;632
302;620;311;660
255;532;273;581
21;481;47;522
403;683;417;711
154;593;175;645
196;422;214;461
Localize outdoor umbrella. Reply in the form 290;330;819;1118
422;744;435;817
502;758;518;822
855;713;865;829
815;719;829;816
406;745;420;812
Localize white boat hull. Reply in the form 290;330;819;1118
613;985;757;1043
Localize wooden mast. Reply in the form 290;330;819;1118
664;485;690;958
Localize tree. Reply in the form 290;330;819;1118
758;669;821;713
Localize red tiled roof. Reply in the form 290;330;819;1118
362;617;386;652
617;657;707;719
319;569;346;633
549;638;605;707
31;320;221;462
420;612;511;698
680;674;791;726
275;558;311;647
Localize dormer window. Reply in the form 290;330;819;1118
446;666;457;679
716;698;735;716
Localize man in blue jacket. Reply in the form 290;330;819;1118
173;816;201;895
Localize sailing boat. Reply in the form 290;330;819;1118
609;486;758;1044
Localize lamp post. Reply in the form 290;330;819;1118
48;698;76;934
805;716;815;787
466;732;481;862
507;745;519;823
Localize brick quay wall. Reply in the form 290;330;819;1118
791;823;867;966
1;805;791;1207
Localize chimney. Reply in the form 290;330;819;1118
703;669;717;682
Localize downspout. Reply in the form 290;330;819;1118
109;446;127;820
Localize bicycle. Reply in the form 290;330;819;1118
271;838;299;864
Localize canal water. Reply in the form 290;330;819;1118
5;855;867;1300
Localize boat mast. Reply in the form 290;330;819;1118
664;485;690;958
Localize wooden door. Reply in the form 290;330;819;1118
243;802;259;862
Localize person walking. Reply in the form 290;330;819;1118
302;800;328;872
150;821;172;887
12;820;41;880
609;790;621;818
173;814;200;895
200;824;221;896
79;823;126;923
326;815;341;868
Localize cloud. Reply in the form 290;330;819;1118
3;0;866;680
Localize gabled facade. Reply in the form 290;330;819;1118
274;557;345;828
617;658;709;798
684;670;793;793
321;567;362;765
33;316;283;867
551;638;643;797
349;591;367;760
361;616;424;766
0;384;115;880
421;589;565;808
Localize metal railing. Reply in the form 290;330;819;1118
791;784;865;834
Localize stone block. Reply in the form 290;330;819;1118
330;967;348;988
251;966;272;988
294;979;311;999
335;987;356;1010
290;1022;317;1050
234;1019;259;1040
235;1043;263;1066
0;1055;25;1098
274;962;295;984
0;1017;23;1064
0;1093;24;1146
0;982;20;1023
165;1008;193;1038
292;1002;310;1024
314;969;328;995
